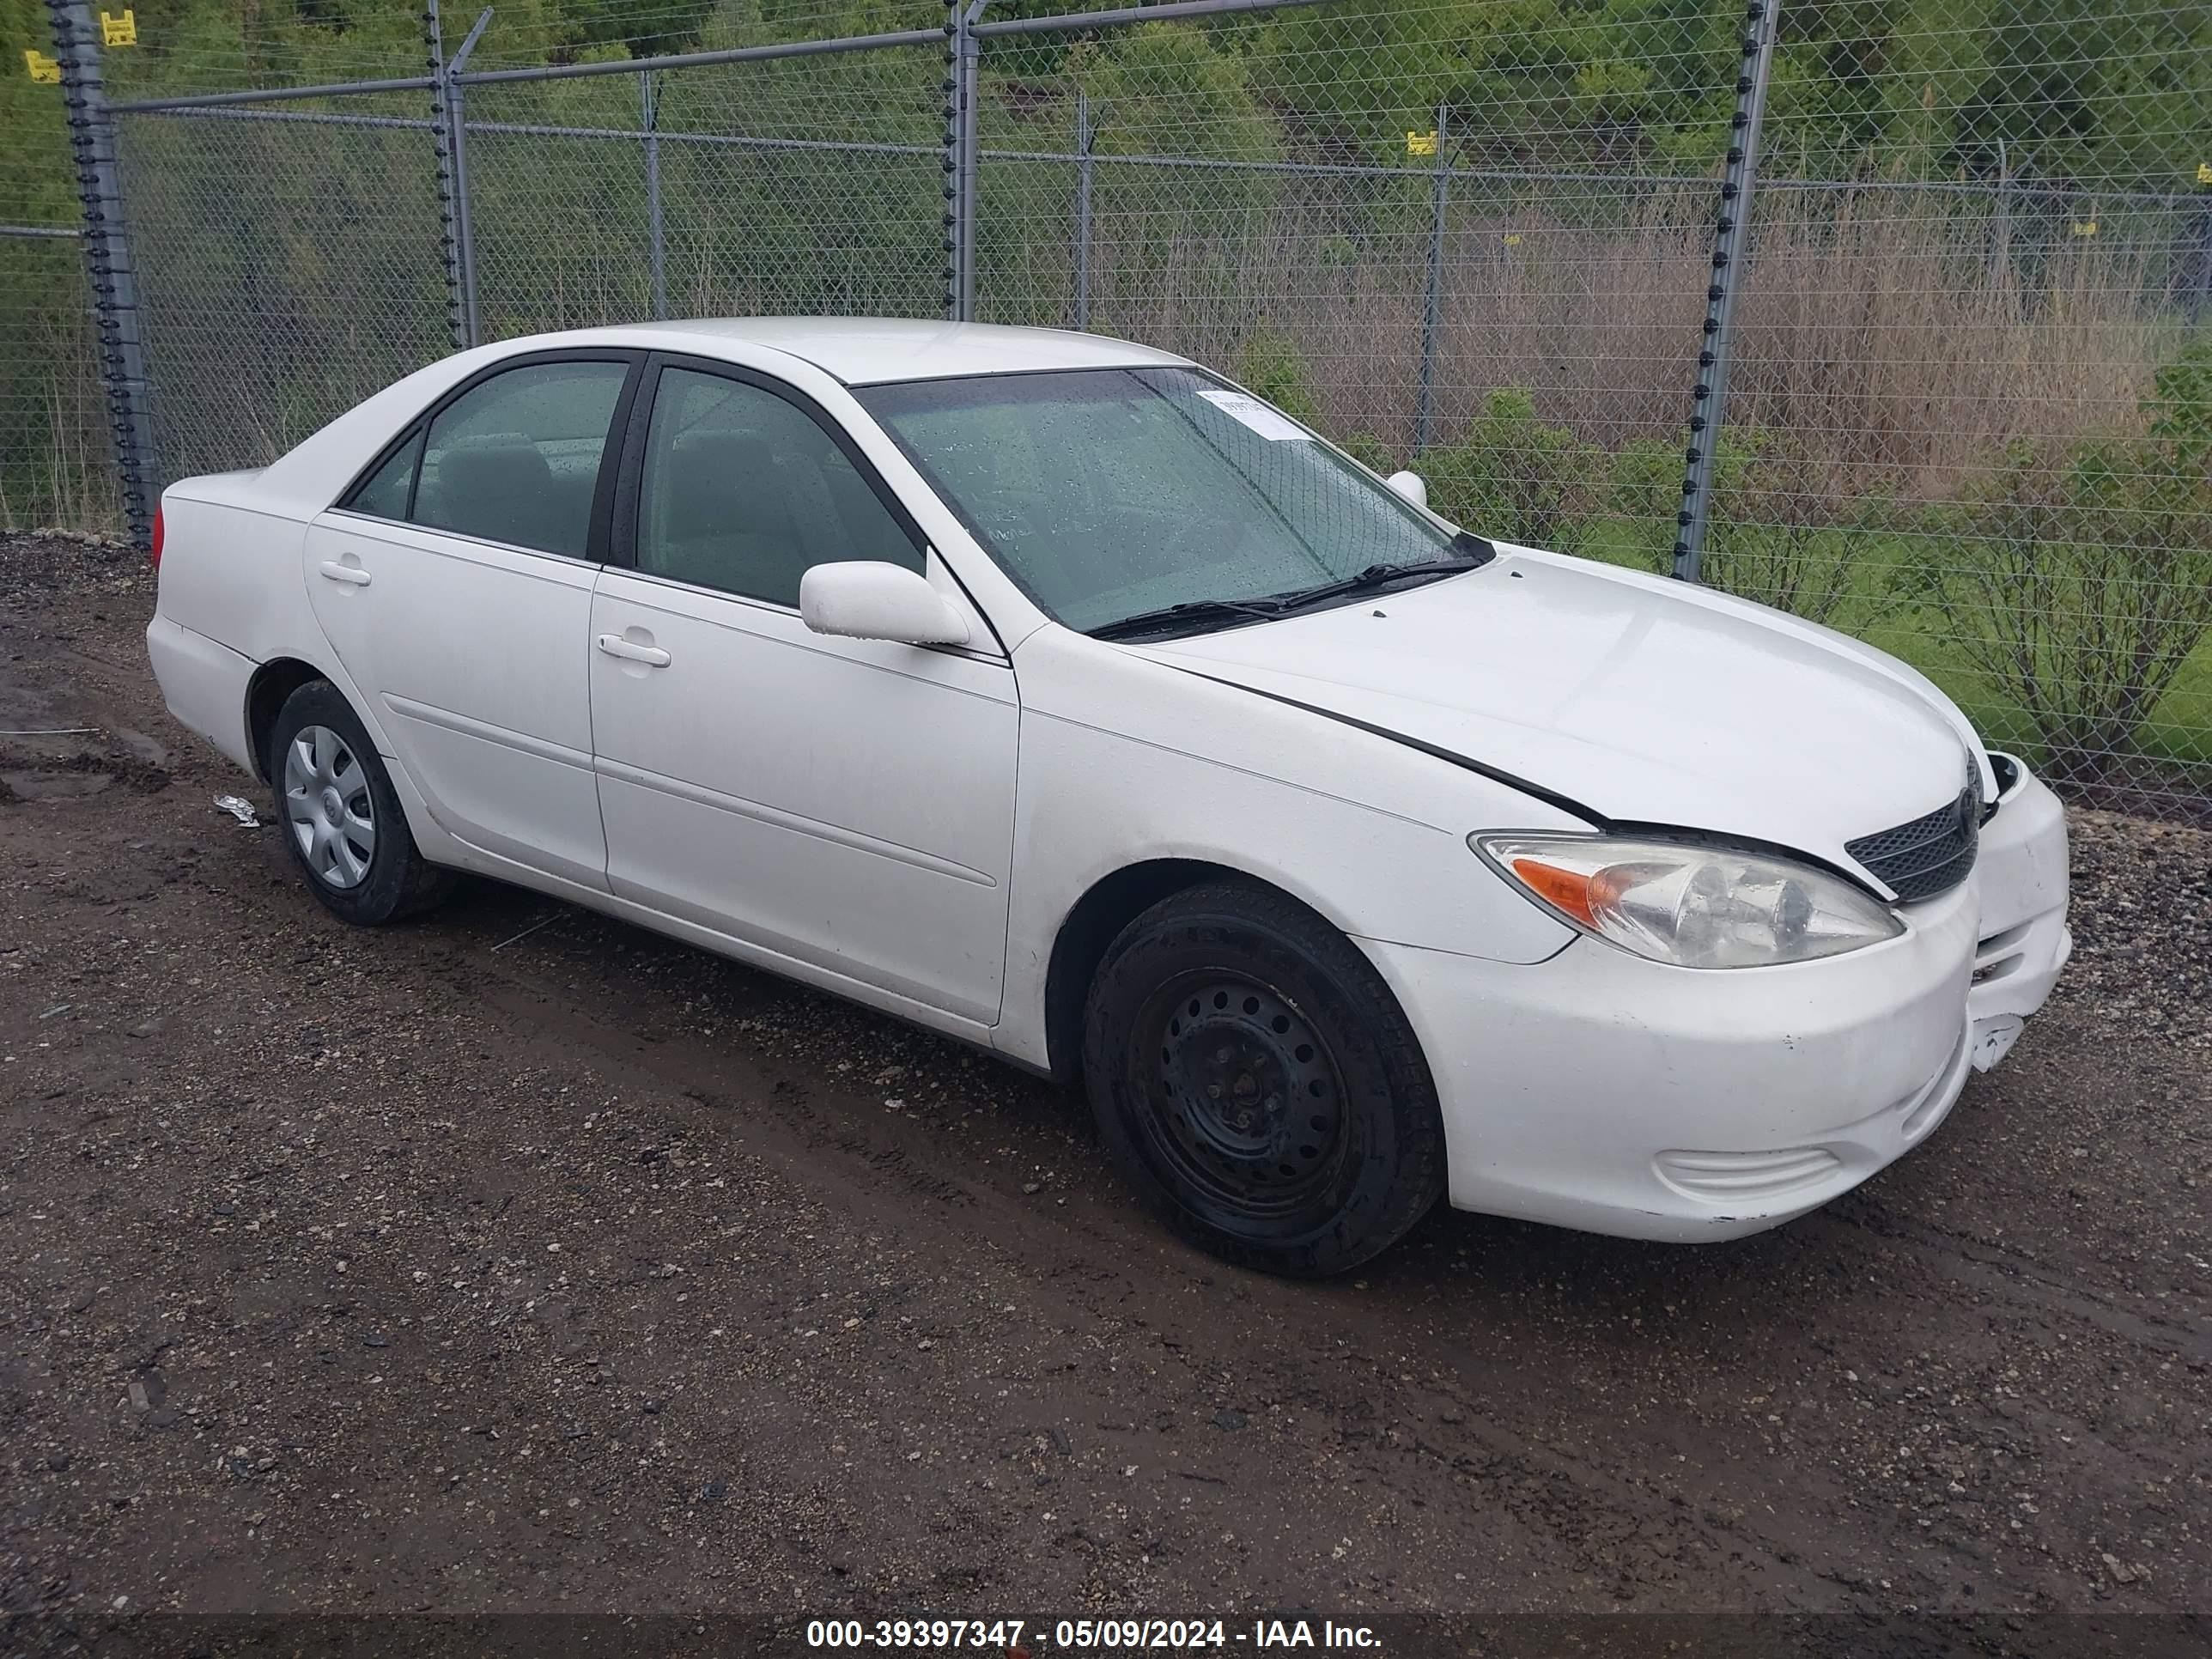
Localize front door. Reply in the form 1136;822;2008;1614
587;359;1018;1024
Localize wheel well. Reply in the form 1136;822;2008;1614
244;657;328;781
1044;858;1274;1091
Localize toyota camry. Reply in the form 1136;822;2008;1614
144;319;2072;1276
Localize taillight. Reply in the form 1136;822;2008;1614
149;503;164;571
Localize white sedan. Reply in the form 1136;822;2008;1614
145;319;2072;1275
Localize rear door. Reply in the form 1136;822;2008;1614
304;350;640;890
587;356;1018;1023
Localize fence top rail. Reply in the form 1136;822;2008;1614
87;94;2212;210
453;25;946;88
111;73;437;113
973;0;1332;36
0;223;83;240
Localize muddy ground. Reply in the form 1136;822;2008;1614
1;533;2207;1646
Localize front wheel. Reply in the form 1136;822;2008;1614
267;680;453;926
1082;882;1446;1277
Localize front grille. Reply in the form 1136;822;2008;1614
1846;764;1982;902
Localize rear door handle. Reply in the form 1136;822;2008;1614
596;633;671;667
318;559;372;587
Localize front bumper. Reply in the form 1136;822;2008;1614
1962;757;2071;1069
1359;759;2071;1243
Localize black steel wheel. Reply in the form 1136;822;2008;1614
1083;881;1446;1276
1137;973;1353;1224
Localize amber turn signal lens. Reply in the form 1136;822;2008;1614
1510;857;1596;927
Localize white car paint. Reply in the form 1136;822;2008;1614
145;318;2071;1246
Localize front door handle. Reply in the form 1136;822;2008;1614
318;559;372;587
596;633;671;667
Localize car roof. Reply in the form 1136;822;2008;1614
553;317;1194;386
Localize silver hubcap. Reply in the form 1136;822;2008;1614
283;724;376;890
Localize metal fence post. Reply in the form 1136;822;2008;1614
46;0;159;550
642;70;667;320
1672;0;1779;583
425;0;469;351
1073;89;1094;331
441;9;494;349
1414;100;1449;454
939;5;962;319
956;0;988;321
1988;137;2011;290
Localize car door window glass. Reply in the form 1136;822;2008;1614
413;361;629;557
344;429;420;520
636;367;919;606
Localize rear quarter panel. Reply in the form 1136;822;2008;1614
155;475;397;776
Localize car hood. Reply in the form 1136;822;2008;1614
1131;545;1984;883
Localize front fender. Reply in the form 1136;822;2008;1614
996;629;1582;1070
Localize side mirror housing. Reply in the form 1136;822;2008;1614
799;561;972;647
1386;470;1428;509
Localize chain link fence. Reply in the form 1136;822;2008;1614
15;0;2212;815
0;225;112;532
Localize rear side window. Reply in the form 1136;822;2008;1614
346;433;419;520
410;360;629;557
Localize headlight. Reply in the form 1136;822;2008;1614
1472;834;1904;969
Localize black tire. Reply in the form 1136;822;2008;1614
1082;881;1446;1277
266;679;453;926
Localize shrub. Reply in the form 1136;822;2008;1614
1334;431;1397;475
1608;428;1874;623
1418;388;1600;556
1236;326;1321;419
1907;338;2212;775
1701;431;1870;628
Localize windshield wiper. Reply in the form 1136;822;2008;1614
1088;596;1290;641
1268;536;1497;615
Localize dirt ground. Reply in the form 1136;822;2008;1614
2;532;2208;1646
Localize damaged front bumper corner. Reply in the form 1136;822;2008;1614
1966;753;2072;1072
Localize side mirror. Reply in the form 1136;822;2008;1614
799;561;971;647
1386;470;1428;509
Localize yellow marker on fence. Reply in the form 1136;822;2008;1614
2069;219;2099;237
2199;161;2212;186
1503;233;1523;246
25;48;61;82
101;9;137;46
1407;130;1437;157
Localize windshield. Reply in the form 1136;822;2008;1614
855;368;1466;635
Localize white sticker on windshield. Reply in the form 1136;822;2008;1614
1194;387;1311;441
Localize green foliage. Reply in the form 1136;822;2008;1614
1335;431;1396;476
1947;0;2211;189
1907;345;2212;769
1417;388;1600;556
2143;334;2212;462
1703;432;1874;627
1073;23;1278;163
1233;326;1318;419
1608;428;1880;624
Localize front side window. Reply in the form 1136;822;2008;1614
634;366;919;607
411;359;629;557
855;368;1465;635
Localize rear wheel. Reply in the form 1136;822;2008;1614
1082;882;1445;1277
268;680;452;925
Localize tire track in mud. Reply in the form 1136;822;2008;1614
428;939;1935;1609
